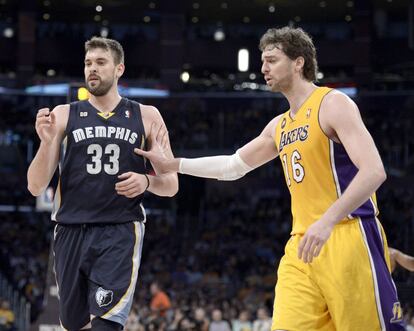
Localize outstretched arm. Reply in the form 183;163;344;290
115;105;178;198
135;115;282;180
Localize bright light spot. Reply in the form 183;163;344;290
47;69;56;77
268;5;275;13
100;27;109;37
3;27;13;38
143;16;151;23
317;72;324;80
43;13;50;20
214;29;225;41
181;71;190;83
249;73;256;80
238;49;249;72
96;5;102;12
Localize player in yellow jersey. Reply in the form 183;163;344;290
135;27;405;331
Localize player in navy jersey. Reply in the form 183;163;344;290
27;37;178;331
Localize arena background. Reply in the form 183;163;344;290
0;0;413;330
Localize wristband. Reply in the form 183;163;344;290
144;174;150;191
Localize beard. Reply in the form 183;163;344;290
270;72;293;93
85;76;114;96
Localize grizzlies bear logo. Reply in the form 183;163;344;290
95;287;113;307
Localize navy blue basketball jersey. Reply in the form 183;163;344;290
52;98;147;224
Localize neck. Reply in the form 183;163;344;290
89;89;122;113
282;79;317;115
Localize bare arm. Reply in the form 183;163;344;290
27;105;69;196
389;247;414;272
238;115;281;168
298;91;386;263
116;105;178;198
143;105;178;197
318;91;386;224
135;115;282;180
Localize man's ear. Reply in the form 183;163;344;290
295;56;305;74
116;63;125;79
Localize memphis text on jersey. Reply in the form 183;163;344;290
279;124;309;152
72;126;138;144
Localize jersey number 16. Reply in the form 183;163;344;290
281;150;305;186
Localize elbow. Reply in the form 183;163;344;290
365;163;386;187
27;183;43;197
375;165;387;185
27;177;45;197
168;181;179;197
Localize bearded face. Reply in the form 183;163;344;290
84;48;122;97
85;74;115;96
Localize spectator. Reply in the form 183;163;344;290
209;309;231;331
252;307;272;331
0;299;15;331
194;307;210;331
150;281;171;318
407;316;414;331
232;310;252;331
124;308;143;331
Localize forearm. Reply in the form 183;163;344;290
27;142;58;196
323;167;386;225
178;152;254;180
147;173;178;197
397;254;414;271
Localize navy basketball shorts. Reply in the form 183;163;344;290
52;221;145;330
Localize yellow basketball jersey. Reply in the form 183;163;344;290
274;86;378;235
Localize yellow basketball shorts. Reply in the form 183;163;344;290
272;217;405;331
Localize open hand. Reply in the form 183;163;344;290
134;123;178;175
298;217;334;263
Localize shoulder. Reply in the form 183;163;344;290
319;89;362;136
52;104;70;127
138;104;165;137
320;89;358;116
53;103;70;113
263;113;284;139
139;103;162;120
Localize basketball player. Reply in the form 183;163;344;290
389;247;414;272
135;27;405;330
27;37;178;331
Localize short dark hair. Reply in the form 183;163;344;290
259;27;318;82
85;36;124;65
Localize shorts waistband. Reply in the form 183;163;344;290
53;220;142;228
